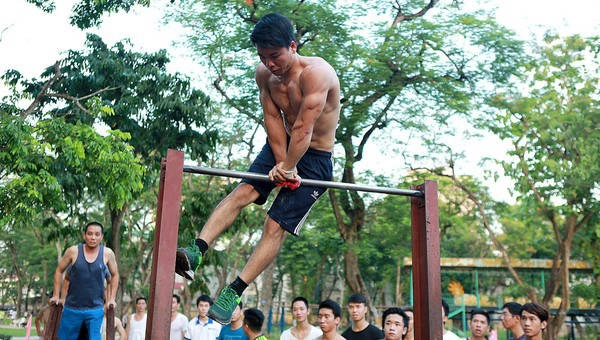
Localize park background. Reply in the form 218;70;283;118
0;0;598;339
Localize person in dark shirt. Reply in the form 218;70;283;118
501;302;525;340
341;294;383;340
50;221;119;340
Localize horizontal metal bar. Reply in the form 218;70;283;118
183;165;424;197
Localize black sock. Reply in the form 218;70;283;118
195;238;209;256
229;276;248;296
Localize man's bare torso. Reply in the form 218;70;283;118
260;55;340;151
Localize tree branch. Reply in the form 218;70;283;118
21;61;62;119
355;95;395;161
412;157;537;300
392;0;439;27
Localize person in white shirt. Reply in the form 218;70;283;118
185;295;222;340
442;299;462;340
280;297;322;340
171;294;189;340
101;315;127;340
126;296;147;340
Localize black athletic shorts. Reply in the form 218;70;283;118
241;142;333;235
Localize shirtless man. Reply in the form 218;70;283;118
176;12;340;325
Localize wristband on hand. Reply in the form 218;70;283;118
282;168;296;179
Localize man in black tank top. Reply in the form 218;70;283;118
49;222;119;340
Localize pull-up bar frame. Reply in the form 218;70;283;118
147;149;441;339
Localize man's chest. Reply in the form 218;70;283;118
269;80;302;116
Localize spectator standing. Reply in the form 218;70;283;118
442;299;461;340
171;294;189;340
126;297;148;340
218;302;248;340
280;297;322;340
501;302;525;340
242;308;268;340
102;315;127;340
315;300;345;340
381;307;409;340
49;221;119;340
520;303;548;340
466;309;490;340
401;307;413;340
186;295;222;340
341;294;383;340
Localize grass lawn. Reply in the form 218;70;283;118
0;327;38;336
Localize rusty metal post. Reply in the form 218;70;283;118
146;149;184;339
411;180;441;340
44;303;63;339
106;305;115;340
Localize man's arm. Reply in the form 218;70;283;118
256;65;287;163
115;317;127;340
105;247;119;308
50;246;75;305
125;314;131;337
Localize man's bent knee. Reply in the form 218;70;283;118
263;218;287;238
227;183;260;204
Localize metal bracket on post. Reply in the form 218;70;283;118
411;180;442;340
146;149;184;339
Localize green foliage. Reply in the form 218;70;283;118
1;30;219;311
571;283;599;304
489;35;599;211
46;34;218;175
26;0;152;29
278;193;344;301
496;202;556;259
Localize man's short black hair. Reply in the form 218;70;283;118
348;293;367;305
442;299;450;318
84;221;104;233
502;302;522;316
319;299;342;318
196;294;213;306
135;296;147;304
470;308;490;324
292;296;309;310
244;308;265;333
382;307;409;335
250;13;295;49
521;302;549;323
172;294;181;304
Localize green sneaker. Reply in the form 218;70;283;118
208;286;242;325
175;241;202;280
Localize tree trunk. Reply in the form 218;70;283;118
395;263;402;306
260;261;275;333
8;240;23;318
544;217;576;340
343;247;367;295
110;206;128;309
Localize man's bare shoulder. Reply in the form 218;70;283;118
255;63;272;84
314;335;346;340
64;245;78;258
299;56;339;89
303;56;336;74
103;246;116;260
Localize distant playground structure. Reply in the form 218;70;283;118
403;257;598;338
